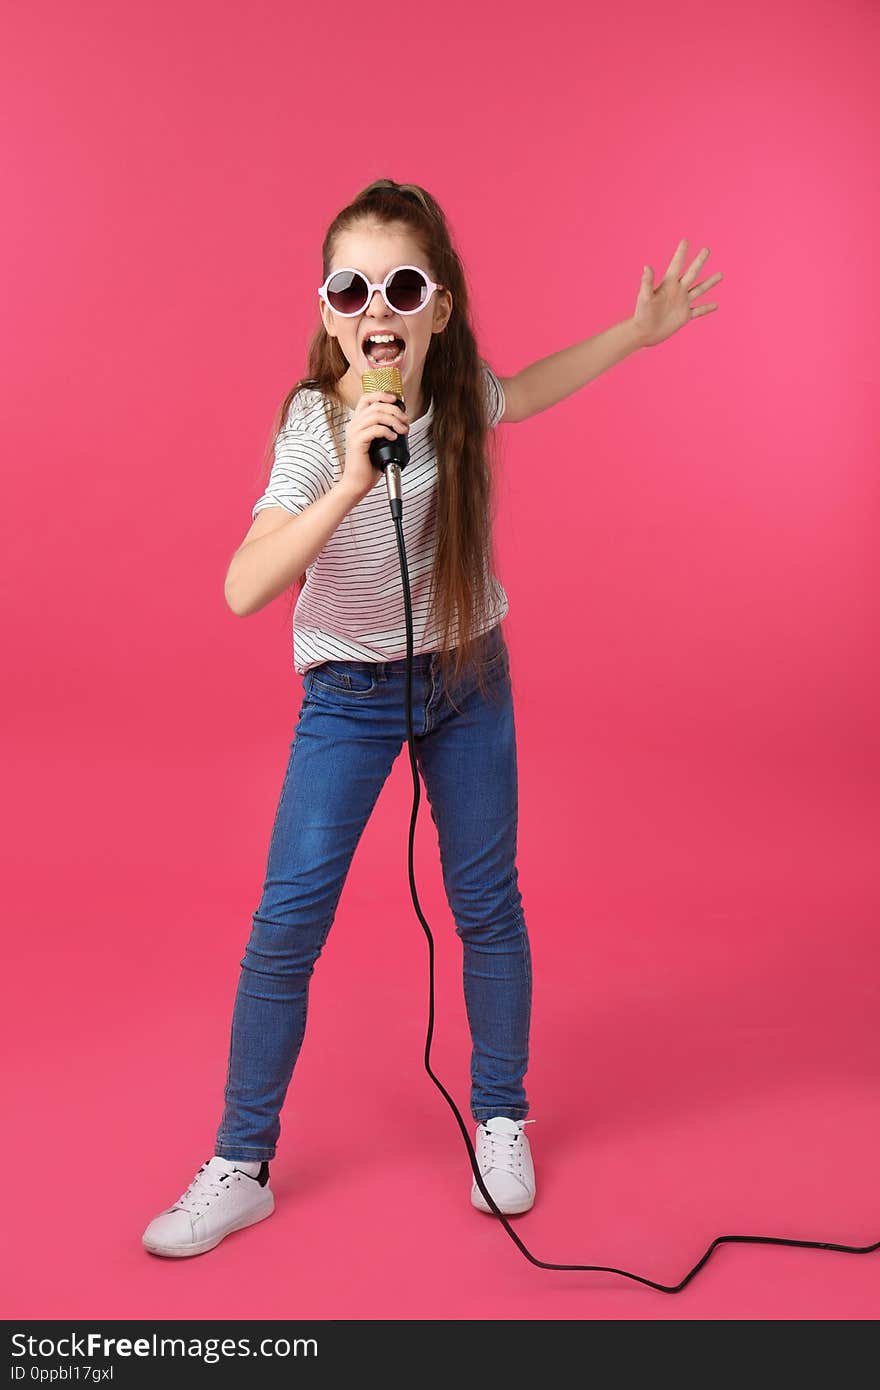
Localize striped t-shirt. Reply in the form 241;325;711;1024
251;360;509;674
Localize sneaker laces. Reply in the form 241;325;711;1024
480;1120;536;1174
172;1160;237;1216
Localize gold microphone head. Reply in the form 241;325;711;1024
361;364;404;400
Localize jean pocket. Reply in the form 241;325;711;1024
307;661;377;696
474;633;509;679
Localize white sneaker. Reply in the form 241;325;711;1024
470;1116;537;1215
142;1156;275;1258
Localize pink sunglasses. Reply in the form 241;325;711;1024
318;264;443;317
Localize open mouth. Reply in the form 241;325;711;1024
363;335;406;367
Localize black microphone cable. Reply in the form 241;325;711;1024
369;370;880;1292
378;475;878;1289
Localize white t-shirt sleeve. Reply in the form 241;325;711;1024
481;360;506;428
252;422;336;521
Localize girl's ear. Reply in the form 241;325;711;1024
435;289;453;333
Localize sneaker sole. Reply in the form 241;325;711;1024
471;1183;534;1215
142;1193;275;1258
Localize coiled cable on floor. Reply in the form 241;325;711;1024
390;510;879;1293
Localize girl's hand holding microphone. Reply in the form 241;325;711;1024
341;392;409;501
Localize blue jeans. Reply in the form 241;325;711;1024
214;622;532;1161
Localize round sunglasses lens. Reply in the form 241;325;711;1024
326;271;368;313
386;268;429;312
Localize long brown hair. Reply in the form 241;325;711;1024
261;177;505;703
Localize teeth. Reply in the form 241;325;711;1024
366;333;401;344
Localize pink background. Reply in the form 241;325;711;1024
3;0;879;1322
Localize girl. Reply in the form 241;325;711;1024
142;179;536;1257
141;181;722;1259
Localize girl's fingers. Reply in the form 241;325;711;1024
689;273;723;297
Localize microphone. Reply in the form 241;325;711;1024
361;363;409;515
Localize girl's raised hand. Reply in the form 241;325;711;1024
342;392;409;500
632;239;723;349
